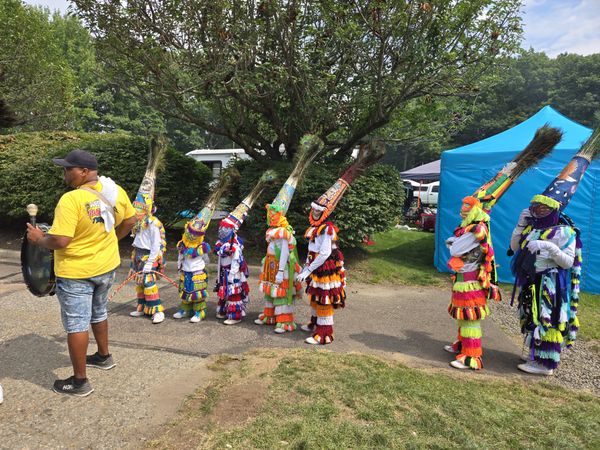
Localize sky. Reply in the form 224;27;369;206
21;0;600;58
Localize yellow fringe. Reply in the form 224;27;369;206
543;328;563;343
453;281;483;292
531;194;560;210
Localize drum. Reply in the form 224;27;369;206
21;223;56;297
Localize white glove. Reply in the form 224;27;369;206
275;270;284;284
445;236;457;249
296;269;311;282
143;261;154;273
227;272;237;283
527;240;558;255
517;208;532;228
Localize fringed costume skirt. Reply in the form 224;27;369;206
306;249;346;308
131;247;163;315
259;253;301;302
448;270;489;321
519;270;568;370
179;270;208;311
217;263;250;320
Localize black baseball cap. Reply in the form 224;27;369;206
52;149;98;170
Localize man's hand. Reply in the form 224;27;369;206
115;215;136;240
26;223;45;245
143;262;154;273
26;224;71;249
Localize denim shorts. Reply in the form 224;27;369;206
56;270;116;333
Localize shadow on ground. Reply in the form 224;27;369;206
0;333;70;389
350;329;523;375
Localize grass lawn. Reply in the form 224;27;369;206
579;292;600;343
151;350;600;450
348;228;447;286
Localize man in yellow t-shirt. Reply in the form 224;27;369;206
27;149;136;397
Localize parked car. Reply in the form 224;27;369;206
407;180;439;205
419;207;437;232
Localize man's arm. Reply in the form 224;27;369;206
116;215;136;240
26;223;72;249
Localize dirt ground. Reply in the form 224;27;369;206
1;252;596;449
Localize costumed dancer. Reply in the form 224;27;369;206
510;128;599;375
255;134;323;333
445;126;562;370
297;142;385;345
214;170;276;325
174;169;237;323
129;136;168;324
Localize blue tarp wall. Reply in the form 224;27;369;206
435;106;599;294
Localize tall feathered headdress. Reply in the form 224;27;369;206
531;128;600;211
310;141;385;226
266;134;323;223
218;170;277;240
182;167;240;247
463;125;563;221
132;135;168;217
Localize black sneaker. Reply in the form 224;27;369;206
52;376;94;397
86;352;116;370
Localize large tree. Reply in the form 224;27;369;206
552;53;600;128
0;0;76;129
74;0;522;160
450;50;600;148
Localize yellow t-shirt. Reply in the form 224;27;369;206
49;180;135;279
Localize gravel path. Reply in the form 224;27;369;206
489;288;600;395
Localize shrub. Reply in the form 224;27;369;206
228;159;404;249
0;131;211;226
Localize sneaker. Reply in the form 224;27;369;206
300;324;315;332
305;336;319;345
444;345;459;354
52;376;94;397
450;360;469;370
517;361;554;376
86;352;116;370
254;318;266;325
223;319;241;325
273;327;287;334
190;311;205;323
216;313;226;319
173;310;188;319
152;312;165;324
0;383;3;404
130;310;144;317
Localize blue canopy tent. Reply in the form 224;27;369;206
435;106;599;293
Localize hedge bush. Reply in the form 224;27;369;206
228;159;404;249
0;131;212;226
